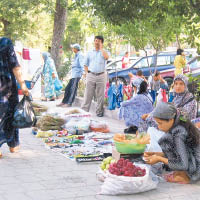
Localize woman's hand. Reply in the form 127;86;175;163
52;73;56;79
144;152;155;157
142;113;149;120
21;83;29;96
144;155;161;165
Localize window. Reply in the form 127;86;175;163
157;56;171;66
107;61;122;70
135;57;152;68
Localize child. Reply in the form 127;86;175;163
144;102;200;184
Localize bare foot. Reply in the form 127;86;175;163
0;152;2;158
9;146;20;153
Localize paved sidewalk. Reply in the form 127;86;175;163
1;100;200;200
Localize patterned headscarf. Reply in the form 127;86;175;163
132;77;143;91
174;74;188;91
173;74;193;108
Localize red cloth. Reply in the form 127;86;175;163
162;89;167;102
22;48;31;60
105;82;110;98
123;85;132;100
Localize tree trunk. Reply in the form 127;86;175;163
1;18;11;38
51;0;67;69
176;33;181;49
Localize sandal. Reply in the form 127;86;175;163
0;152;2;158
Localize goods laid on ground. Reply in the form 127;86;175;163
36;115;65;131
33;127;114;161
64;108;91;121
90;120;110;133
32;102;48;116
63;118;91;134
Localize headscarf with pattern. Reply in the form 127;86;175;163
173;74;194;108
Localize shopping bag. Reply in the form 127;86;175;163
12;95;37;128
100;164;158;195
54;78;63;91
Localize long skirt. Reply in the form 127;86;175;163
0;76;19;148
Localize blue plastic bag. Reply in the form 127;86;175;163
54;78;63;91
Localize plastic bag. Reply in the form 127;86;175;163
100;165;158;195
96;168;108;182
54;78;63;91
146;127;165;152
90;120;110;133
12;95;37;128
64;118;90;134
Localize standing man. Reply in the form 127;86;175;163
81;36;109;117
57;43;84;107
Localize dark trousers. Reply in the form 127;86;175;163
62;77;80;105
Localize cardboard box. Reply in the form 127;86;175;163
112;147;143;162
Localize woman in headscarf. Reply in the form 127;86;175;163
144;102;200;184
173;74;197;120
119;80;154;133
0;37;29;157
42;52;61;101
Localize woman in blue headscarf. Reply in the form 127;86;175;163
42;52;61;101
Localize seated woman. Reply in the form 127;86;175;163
172;74;197;120
144;102;200;184
119;81;153;133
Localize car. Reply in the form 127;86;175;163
106;57;140;72
108;54;177;85
108;53;193;86
159;55;200;87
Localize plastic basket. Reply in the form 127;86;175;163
114;141;146;154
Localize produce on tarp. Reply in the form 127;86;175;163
65;108;82;115
36;130;54;138
36;115;65;131
32;102;48;116
90;120;110;133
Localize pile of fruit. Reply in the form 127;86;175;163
108;158;146;177
100;156;116;171
113;134;150;144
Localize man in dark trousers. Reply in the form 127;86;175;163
57;44;84;107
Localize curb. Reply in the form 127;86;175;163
73;97;119;120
